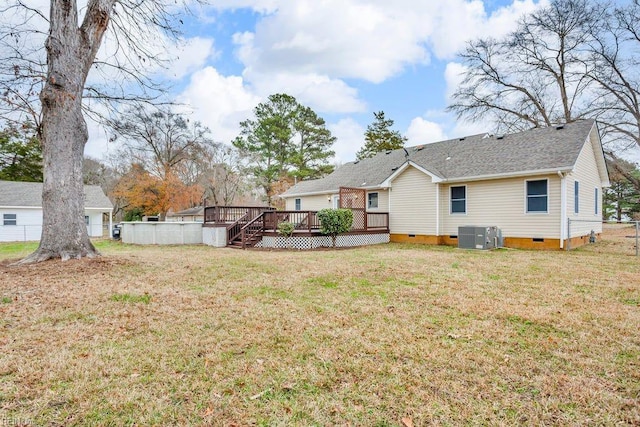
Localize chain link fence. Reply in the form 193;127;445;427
0;223;109;242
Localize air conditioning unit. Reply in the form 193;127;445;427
458;226;502;250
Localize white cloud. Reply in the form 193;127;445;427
428;0;543;59
450;119;491;138
406;118;448;145
444;62;468;101
166;37;218;80
232;1;432;84
227;0;544;87
328;118;365;163
177;67;261;144
244;70;366;113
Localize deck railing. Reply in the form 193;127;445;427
262;210;389;233
204;206;389;247
204;206;274;224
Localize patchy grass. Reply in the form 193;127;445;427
110;293;152;304
0;230;638;425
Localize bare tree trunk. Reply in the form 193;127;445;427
20;0;114;263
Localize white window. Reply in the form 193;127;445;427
574;181;579;214
294;198;301;211
3;213;16;226
450;186;466;214
367;192;379;209
526;179;548;213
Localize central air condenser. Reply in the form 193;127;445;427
458;226;502;250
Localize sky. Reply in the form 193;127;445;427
80;0;561;164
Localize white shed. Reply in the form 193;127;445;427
0;180;113;242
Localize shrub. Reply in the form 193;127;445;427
317;208;353;247
277;221;295;238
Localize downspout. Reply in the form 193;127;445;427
559;171;566;249
435;183;440;238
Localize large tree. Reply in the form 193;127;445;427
588;0;640;186
195;143;249;206
356;111;407;160
0;122;42;182
112;163;201;220
604;159;640;221
111;106;212;180
110;106;213;218
447;0;604;133
1;1;194;263
233;93;335;204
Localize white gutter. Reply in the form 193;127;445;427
442;167;574;184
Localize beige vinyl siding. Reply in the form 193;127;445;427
284;194;334;211
440;175;562;239
367;189;389;212
566;135;604;236
390;166;437;235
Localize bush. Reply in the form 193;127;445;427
277;221;295;238
317;208;353;247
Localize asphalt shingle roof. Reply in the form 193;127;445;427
0;180;113;209
283;120;598;196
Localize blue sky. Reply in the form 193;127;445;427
86;0;556;162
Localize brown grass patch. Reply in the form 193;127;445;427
0;232;638;425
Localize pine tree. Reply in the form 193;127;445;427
356;111;407;160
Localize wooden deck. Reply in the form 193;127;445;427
204;206;389;248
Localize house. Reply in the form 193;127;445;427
281;120;610;250
0;180;113;242
166;206;205;222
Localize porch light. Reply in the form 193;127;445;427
327;196;331;201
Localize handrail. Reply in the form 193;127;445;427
227;212;250;244
240;212;266;249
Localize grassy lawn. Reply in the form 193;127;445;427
0;228;639;425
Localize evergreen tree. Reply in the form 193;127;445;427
0;123;42;182
604;159;640;221
356;111;407;160
234;94;335;204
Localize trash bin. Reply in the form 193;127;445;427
112;224;121;240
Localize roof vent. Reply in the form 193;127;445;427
386;150;392;154
353;160;359;164
556;124;565;130
482;133;492;139
496;134;505;140
415;145;424;151
459;137;465;141
391;166;399;171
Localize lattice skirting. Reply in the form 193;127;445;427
256;233;390;249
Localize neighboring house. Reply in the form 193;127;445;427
0;180;113;242
281;120;610;250
166;206;205;222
